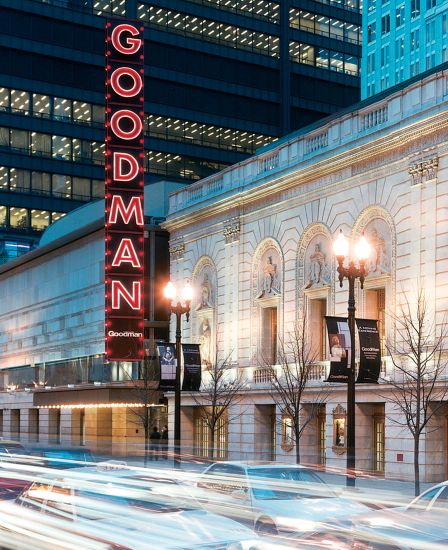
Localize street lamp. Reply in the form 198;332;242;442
333;230;371;487
164;280;193;464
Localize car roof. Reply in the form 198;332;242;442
0;439;24;446
208;461;309;470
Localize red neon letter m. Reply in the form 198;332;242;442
109;195;144;225
111;280;141;310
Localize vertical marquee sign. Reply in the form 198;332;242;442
105;20;145;361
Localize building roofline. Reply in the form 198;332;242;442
257;61;448;155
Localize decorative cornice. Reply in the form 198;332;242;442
408;156;439;185
223;218;241;244
163;109;448;233
169;239;185;260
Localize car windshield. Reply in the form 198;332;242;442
247;467;335;500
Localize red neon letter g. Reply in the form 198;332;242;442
111;24;142;55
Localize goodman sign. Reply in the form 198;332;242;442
105;21;144;361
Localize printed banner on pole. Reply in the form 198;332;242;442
356;319;381;384
182;344;202;391
157;343;177;391
325;316;350;383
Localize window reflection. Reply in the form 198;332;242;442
31;210;50;231
54;97;72;120
52;174;71;198
33;94;50;117
11;89;29;114
0;88;9;111
10;169;30;192
32;172;51;195
0;206;6;227
10;207;28;229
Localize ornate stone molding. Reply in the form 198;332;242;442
223;218;241;244
408;157;439;185
169;239;185;261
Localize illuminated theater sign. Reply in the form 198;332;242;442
105;21;144;361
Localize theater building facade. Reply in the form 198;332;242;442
164;67;448;482
0;182;180;456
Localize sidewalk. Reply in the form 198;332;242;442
317;471;434;507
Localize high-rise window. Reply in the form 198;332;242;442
368;22;376;42
381;45;389;66
396;4;405;27
411;0;421;18
381;14;390;35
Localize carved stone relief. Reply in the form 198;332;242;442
363;219;391;276
223;218;241;244
304;237;331;289
408;156;439;185
193;258;217;368
169;238;185;261
256;248;281;299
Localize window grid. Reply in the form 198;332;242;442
0;205;65;233
0;167;103;201
138;5;280;57
0;87;104;127
289;41;359;76
289;9;361;45
184;0;280;23
146;115;275;154
0;127;105;165
146;151;229;181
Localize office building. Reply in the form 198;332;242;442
0;0;361;263
362;0;448;98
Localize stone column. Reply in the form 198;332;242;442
228;401;255;461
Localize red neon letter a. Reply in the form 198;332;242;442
109;195;144;225
111;280;141;310
112;238;141;268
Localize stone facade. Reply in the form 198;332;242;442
164;68;448;482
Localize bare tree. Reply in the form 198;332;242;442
129;356;160;465
191;354;246;459
383;286;448;495
265;316;329;464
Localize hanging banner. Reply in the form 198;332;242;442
157;343;177;391
356;319;381;384
182;344;202;391
325;316;350;383
105;19;145;361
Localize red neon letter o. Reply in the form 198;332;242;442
110;110;143;140
111;24;142;55
110;67;142;98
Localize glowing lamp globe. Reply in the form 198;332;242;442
164;281;176;301
333;230;349;258
355;235;371;261
182;281;193;302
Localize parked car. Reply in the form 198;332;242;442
14;463;262;549
194;461;371;541
351;480;448;550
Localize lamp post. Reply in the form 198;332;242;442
333;230;371;487
164;280;193;465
